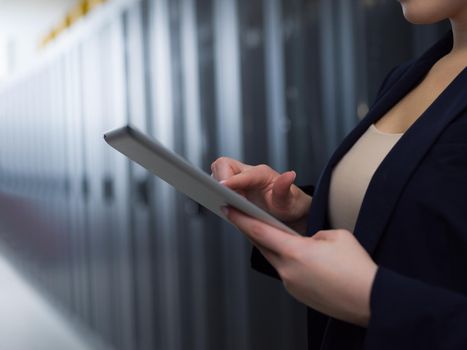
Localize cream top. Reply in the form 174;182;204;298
328;124;404;232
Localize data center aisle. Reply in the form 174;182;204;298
0;249;111;350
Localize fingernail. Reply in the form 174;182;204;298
220;180;226;185
221;206;229;216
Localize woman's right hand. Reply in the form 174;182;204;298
210;157;312;234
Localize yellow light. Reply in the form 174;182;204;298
38;0;110;50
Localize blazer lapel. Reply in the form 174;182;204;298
305;31;467;256
305;53;438;236
354;68;467;255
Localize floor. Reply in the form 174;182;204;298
0;251;111;350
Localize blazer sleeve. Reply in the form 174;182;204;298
250;184;315;279
365;267;467;349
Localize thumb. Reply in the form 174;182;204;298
271;170;296;206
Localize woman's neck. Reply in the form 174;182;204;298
450;9;467;54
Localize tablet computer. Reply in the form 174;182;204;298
103;125;298;236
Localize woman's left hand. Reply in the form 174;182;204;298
223;206;378;327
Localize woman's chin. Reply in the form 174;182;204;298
399;1;460;25
402;13;444;25
403;8;446;24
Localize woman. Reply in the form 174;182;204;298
211;1;467;349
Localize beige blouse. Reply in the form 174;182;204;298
328;124;404;232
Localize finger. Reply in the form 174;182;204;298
270;171;295;205
220;168;268;191
225;206;297;254
311;230;328;240
312;229;350;241
246;234;280;261
211;157;248;181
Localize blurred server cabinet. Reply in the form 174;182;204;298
0;0;450;349
122;2;157;350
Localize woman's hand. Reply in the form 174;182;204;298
211;157;312;234
223;206;378;327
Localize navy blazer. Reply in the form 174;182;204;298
251;30;467;350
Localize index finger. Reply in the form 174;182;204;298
220;170;267;191
211;157;250;181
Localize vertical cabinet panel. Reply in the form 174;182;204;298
81;29;120;349
213;1;251;350
283;0;325;184
63;47;89;319
179;0;209;349
148;0;182;349
101;17;136;350
263;0;287;172
194;1;227;349
122;3;156;350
